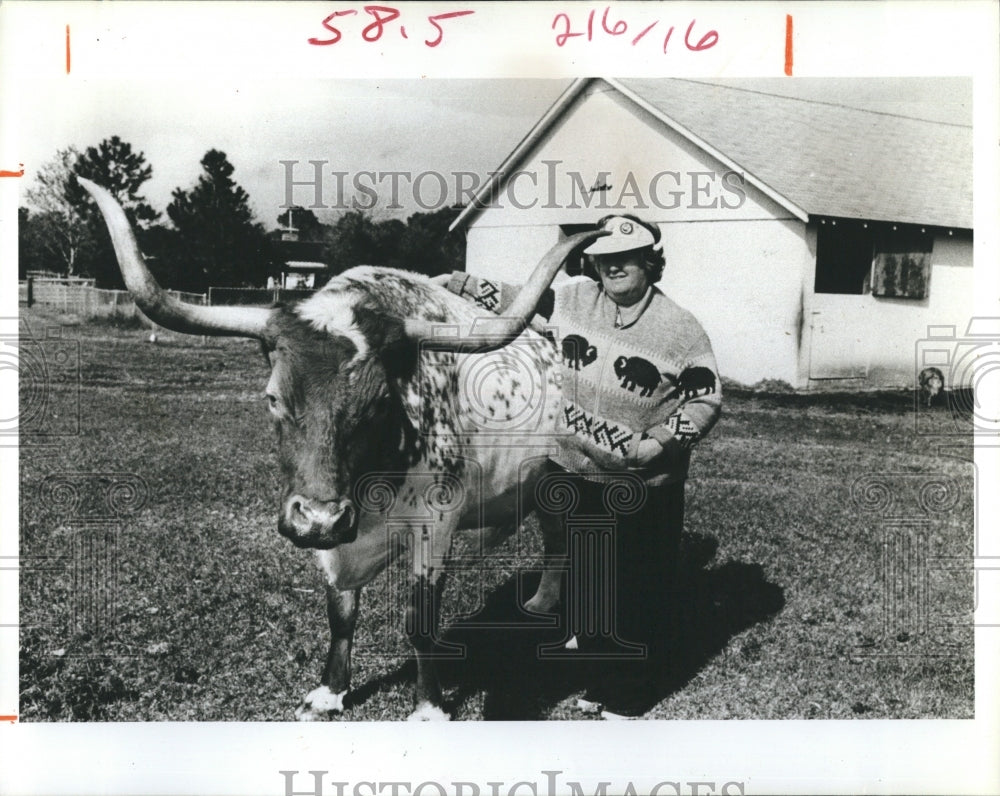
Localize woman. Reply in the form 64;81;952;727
443;214;721;717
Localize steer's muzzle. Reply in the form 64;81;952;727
278;495;358;549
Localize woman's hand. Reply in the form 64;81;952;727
429;273;452;287
634;437;664;466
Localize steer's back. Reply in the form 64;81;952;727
316;266;562;530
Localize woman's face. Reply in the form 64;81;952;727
594;249;651;306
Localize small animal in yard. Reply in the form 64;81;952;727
918;366;945;407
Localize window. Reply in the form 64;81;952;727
814;221;873;295
814;220;933;299
870;227;932;299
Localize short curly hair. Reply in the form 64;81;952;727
588;214;665;283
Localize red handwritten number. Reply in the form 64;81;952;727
308;9;357;45
684;19;718;51
425;10;474;47
602;7;627;36
362;6;400;42
552;12;583;46
663;25;674;53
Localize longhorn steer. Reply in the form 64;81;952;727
80;178;605;720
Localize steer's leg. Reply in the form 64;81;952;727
297;536;395;721
405;570;449;720
296;586;360;721
405;518;457;721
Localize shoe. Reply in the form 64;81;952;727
583;667;656;718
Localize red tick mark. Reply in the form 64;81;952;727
66;24;71;74
0;164;25;178
0;715;17;722
784;15;793;76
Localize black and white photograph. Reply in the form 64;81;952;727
2;2;998;795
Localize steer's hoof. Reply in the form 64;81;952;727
407;701;450;721
295;685;347;721
523;595;557;614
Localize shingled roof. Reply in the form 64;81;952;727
454;78;972;231
615;78;972;230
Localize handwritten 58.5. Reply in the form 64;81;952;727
308;6;474;48
553;7;718;54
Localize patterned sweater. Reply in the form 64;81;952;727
447;273;722;485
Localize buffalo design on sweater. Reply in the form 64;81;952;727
446;272;721;485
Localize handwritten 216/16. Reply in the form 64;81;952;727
308;7;474;48
553;7;719;54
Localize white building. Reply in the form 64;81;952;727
450;78;973;390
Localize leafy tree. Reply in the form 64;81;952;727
276;206;324;241
167;150;274;290
65;136;160;288
23;147;92;277
322;210;382;274
397;205;465;277
18;207;49;278
317;205;465;279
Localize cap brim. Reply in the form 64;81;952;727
584;237;650;255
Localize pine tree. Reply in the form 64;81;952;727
66;136;160;288
167;150;273;290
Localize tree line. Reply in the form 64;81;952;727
19;136;465;291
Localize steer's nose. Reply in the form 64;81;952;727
280;495;357;547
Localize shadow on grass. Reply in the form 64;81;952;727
349;532;785;719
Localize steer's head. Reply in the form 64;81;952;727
263;307;418;549
78;177;606;550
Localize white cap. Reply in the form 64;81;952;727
583;216;657;255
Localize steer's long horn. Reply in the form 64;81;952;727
405;229;609;352
78;177;271;339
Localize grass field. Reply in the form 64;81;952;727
18;306;975;721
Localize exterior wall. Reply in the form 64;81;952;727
802;229;974;388
659;218;808;388
467;218;810;388
464;80;808;388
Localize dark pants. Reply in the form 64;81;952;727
536;460;685;660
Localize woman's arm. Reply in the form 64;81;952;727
440;272;555;321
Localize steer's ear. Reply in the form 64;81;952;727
351;306;418;380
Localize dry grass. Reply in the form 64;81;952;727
19;307;974;721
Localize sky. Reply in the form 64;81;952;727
17;78;573;225
16;76;971;228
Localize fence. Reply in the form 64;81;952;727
207;287;315;306
21;279;313;323
21;279;207;327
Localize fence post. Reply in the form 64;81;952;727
26;277;33;307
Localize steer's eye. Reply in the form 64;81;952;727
266;392;279;413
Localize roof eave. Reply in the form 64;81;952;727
449;77;597;232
